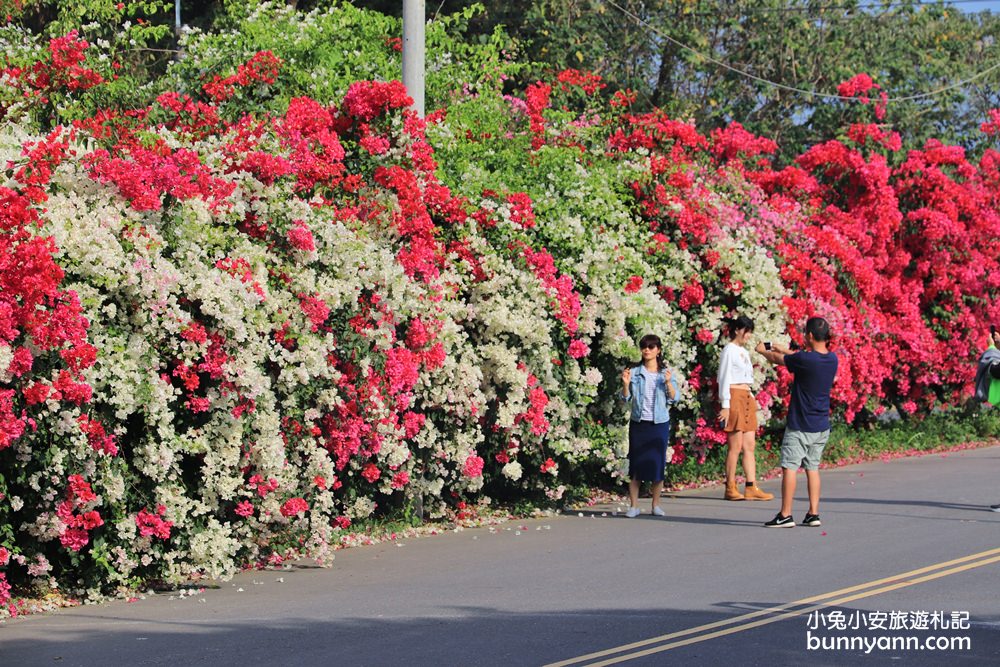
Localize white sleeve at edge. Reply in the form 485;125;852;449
718;346;732;409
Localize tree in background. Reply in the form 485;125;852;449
430;0;1000;159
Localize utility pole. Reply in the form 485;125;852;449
403;0;425;521
402;0;425;117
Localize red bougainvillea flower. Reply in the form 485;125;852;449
525;82;552;150
203;51;282;102
341;80;412;122
624;275;643;293
287;220;316;252
361;463;381;483
462;454;485;479
555;69;606;96
136;506;172;539
279;497;309;517
568;339;590;359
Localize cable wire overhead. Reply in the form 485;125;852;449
604;0;1000;103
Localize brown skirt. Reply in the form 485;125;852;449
724;387;758;433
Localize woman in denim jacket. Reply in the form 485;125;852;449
620;334;679;518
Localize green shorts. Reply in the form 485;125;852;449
780;429;830;471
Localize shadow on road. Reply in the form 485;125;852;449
4;603;998;667
820;497;994;512
561;509;761;526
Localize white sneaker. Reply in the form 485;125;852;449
990;504;1000;513
652;506;665;517
625;507;641;518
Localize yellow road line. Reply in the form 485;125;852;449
585;554;1000;665
545;546;1000;667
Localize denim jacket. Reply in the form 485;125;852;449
619;366;679;424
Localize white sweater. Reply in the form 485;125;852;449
717;342;754;408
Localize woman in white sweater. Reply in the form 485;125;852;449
718;315;773;502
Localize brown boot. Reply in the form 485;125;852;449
743;484;774;501
724;481;744;501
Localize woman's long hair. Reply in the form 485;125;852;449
635;333;665;372
717;315;755;344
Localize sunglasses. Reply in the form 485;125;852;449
640;344;659;350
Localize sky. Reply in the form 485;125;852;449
954;1;1000;12
858;0;998;11
926;0;997;11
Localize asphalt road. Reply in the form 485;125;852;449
3;445;1000;667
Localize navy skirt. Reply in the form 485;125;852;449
628;420;669;482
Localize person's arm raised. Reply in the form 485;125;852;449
755;342;788;367
620;367;632;400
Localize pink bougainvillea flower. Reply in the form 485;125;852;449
136;506;173;540
462;455;484;479
279;497;309;517
567;339;590;359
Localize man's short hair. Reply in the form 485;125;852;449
805;317;831;342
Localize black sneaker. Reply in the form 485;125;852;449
990;504;1000;513
802;513;821;527
764;513;795;528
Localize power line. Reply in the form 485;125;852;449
709;3;1000;28
670;0;999;16
605;0;1000;102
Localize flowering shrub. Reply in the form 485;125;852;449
428;61;999;461
1;10;998;612
0;119;104;610
0;37;608;609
